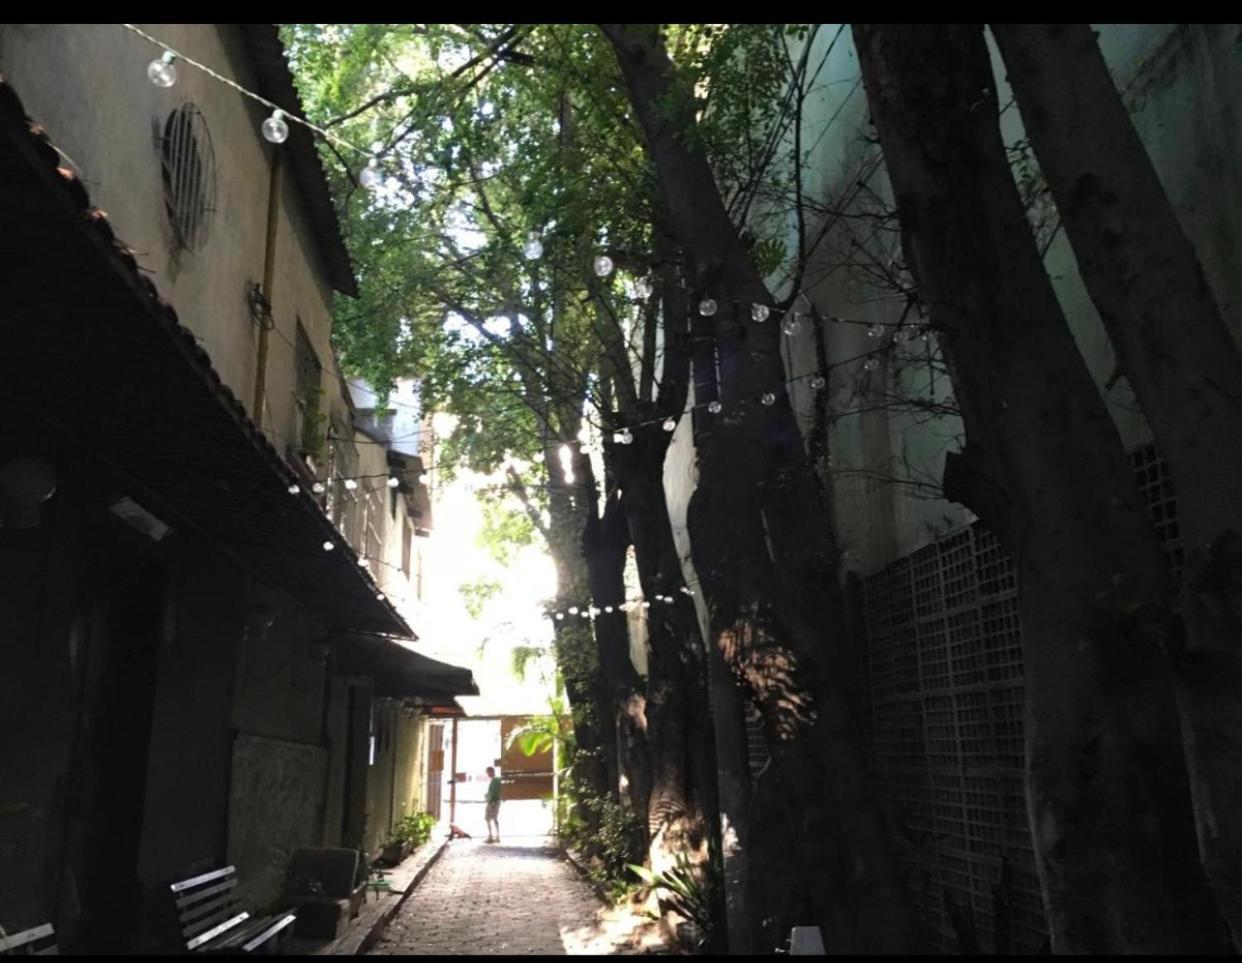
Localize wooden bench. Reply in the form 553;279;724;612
0;923;57;956
171;866;296;955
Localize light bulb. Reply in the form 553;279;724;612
387;476;400;489
312;481;326;494
867;323;884;339
568;606;579;615
751;303;769;323
699;298;717;317
344;478;358;491
662;418;676;432
594;255;614;277
811;375;826;390
663;596;675;604
761;392;776;406
605;605;614;613
708;400;722;414
147;51;177;88
864;357;881;372
894;326;912;343
555;613;565;620
642;601;651;609
783;314;802;336
359;559;369;569
360;160;382;190
614;428;633;446
580;611;590;619
376;592;386;601
287;483;301;495
524;233;544;260
322;540;335;551
262;109;289;144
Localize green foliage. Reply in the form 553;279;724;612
629;852;720;948
393;810;437;849
458;576;502;619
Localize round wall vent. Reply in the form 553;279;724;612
160;103;216;252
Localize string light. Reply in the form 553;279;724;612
524;233;544;260
662;418;676;432
312;481;326;494
707;400;722;414
864;357;881;372
262;109;290;144
359;159;382;190
867;323;884;339
322;540;335;551
593;255;614;278
343;478;358;491
387;476;401;488
761;392;776;406
782;315;802;336
122;25;385;193
287;483;301;495
699;299;717;317
751;304;770;323
147;51;177;88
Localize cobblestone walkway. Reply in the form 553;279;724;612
369;836;666;955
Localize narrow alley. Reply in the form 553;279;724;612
370;838;667;956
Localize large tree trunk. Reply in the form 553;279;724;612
991;24;1242;939
602;23;916;955
854;22;1223;953
615;437;713;877
583;491;651;826
547;439;613;818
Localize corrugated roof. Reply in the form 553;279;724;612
0;74;406;637
237;24;358;298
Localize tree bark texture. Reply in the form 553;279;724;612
854;22;1223;953
993;24;1242;939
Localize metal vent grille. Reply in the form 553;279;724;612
858;443;1183;952
160;103;216;252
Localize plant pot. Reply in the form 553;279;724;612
377;838;410;867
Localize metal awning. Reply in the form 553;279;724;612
334;635;479;705
0;78;408;637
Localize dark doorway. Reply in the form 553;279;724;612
68;525;165;954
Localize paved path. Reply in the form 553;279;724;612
368;836;665;956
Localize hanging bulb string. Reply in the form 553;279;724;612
121;24;375;162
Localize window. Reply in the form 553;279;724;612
160;103;216;251
293;322;322;456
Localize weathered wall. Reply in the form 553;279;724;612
0;23;341;464
226;732;328;911
662;23;1242;579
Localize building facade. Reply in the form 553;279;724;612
0;23;473;953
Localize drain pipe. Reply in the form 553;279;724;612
252;152;282;419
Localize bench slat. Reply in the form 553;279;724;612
176;877;238;909
186;911;250;951
182;901;244;941
211;914;274;950
241;913;297;953
0;924;55;954
171;865;237;893
180;891;240;926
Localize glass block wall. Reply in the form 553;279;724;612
858;443;1179;953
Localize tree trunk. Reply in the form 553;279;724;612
602;23;916;954
992;24;1242;938
547;438;613;819
854;22;1223;953
583;491;652;826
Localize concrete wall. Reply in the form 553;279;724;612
0;23;341;465
361;703;432;857
662;23;1242;579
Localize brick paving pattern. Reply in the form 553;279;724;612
369;837;661;955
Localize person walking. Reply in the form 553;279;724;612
484;766;502;843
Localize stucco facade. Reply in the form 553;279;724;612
0;24;464;952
